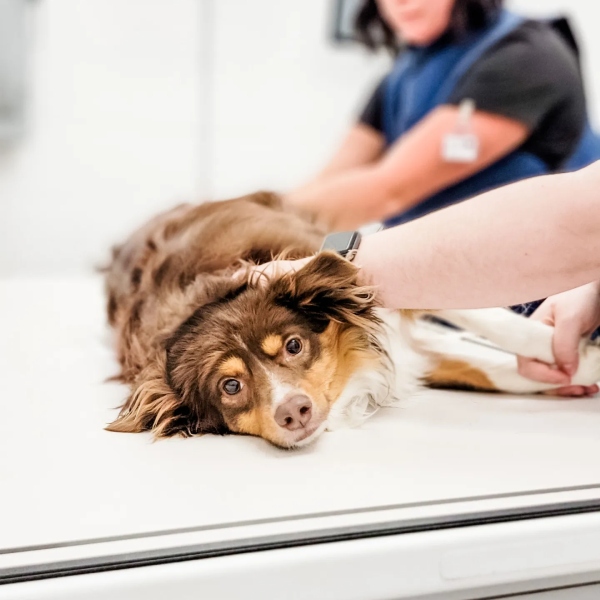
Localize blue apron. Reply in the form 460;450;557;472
383;9;600;228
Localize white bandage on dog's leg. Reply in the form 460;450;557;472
435;308;556;364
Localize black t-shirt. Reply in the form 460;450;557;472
359;21;586;170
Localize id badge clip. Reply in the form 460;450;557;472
442;98;479;163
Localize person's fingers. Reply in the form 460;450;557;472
543;386;586;397
250;264;280;286
232;260;255;282
551;315;583;376
543;384;599;397
517;357;571;385
247;257;315;287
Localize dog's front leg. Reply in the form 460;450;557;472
434;308;600;388
434;308;556;364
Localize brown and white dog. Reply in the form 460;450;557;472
104;192;600;448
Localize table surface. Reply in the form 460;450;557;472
2;277;600;555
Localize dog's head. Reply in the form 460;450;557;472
108;253;384;448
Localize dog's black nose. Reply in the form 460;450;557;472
275;396;313;431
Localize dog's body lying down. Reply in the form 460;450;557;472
105;192;600;448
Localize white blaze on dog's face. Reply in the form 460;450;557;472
213;330;333;448
160;254;384;448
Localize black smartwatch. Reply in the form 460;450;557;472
320;231;362;261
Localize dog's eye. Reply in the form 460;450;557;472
222;378;242;395
285;338;302;355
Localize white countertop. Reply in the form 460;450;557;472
1;276;600;556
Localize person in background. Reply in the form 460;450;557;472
284;0;600;230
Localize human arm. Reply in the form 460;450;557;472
286;105;529;230
256;161;600;309
354;161;600;309
309;123;385;181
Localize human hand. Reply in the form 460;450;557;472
239;256;316;287
517;281;600;397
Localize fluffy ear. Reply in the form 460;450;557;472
269;251;378;331
106;360;226;438
106;374;193;437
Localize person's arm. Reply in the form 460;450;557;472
286;105;529;230
310;123;384;181
354;161;600;309
254;161;600;307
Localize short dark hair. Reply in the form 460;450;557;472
354;0;505;52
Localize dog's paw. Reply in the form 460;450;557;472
572;340;600;386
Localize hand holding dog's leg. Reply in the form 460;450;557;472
436;304;600;395
517;282;600;396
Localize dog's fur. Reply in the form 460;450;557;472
104;192;600;448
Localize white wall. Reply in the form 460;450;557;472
0;0;204;276
210;0;390;198
1;1;600;275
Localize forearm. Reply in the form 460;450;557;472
287;167;399;230
312;124;384;181
355;162;600;309
288;107;529;231
288;124;385;227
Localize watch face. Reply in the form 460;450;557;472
320;231;361;256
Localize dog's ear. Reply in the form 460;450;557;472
269;251;378;332
110;279;248;438
106;374;192;437
106;360;227;438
